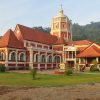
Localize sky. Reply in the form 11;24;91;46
0;0;100;35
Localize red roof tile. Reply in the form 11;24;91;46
0;29;24;49
68;40;92;46
53;37;67;45
77;44;100;58
77;47;87;51
15;24;58;44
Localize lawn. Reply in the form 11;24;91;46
0;72;100;87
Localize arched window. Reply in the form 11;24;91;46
41;55;46;63
0;52;5;61
54;56;60;63
36;54;39;62
48;56;52;63
10;52;16;61
19;53;25;61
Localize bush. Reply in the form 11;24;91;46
90;65;99;72
65;68;73;76
0;64;6;72
30;68;37;79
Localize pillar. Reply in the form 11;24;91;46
5;48;9;70
62;51;65;63
96;57;99;63
38;51;40;70
96;57;99;69
51;52;54;69
29;47;33;69
15;50;18;70
45;52;47;69
67;51;69;59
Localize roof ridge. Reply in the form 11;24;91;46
82;43;93;50
17;24;54;37
7;29;14;47
77;43;100;58
16;24;58;44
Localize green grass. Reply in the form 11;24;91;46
0;72;100;87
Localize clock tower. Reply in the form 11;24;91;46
51;6;72;41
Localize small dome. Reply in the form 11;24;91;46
54;6;70;22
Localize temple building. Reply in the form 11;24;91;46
0;7;100;70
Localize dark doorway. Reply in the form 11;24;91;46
67;61;74;67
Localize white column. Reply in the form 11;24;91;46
75;51;76;58
38;51;40;70
5;48;8;69
51;52;54;69
45;52;47;69
96;57;99;69
96;57;99;63
15;50;18;69
67;51;69;59
79;58;81;64
85;58;87;64
29;47;33;69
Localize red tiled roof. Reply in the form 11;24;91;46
16;24;58;44
77;47;87;51
53;37;67;45
77;44;100;58
68;40;92;46
0;29;24;49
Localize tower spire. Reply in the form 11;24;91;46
59;4;63;14
60;4;62;10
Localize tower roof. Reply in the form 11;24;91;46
59;4;64;15
53;5;70;23
55;5;68;19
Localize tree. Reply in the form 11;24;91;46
30;68;37;79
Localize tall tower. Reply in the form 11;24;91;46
51;5;72;41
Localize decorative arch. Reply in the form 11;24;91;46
53;55;61;63
9;51;16;61
0;52;5;61
19;52;26;61
47;55;52;63
41;54;46;63
34;53;40;63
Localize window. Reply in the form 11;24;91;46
54;56;60;63
69;51;72;58
19;53;25;61
0;52;5;61
73;52;75;58
41;55;46;63
48;56;52;63
10;52;16;61
36;54;39;62
49;46;52;49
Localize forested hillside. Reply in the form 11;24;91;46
72;22;100;43
33;21;100;43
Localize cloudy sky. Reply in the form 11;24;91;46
0;0;100;35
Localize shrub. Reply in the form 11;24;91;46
90;65;99;72
92;60;98;66
65;67;73;76
30;68;37;79
0;64;6;72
